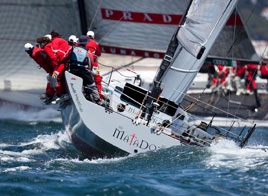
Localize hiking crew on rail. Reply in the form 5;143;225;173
24;30;103;106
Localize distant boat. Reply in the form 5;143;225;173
60;0;257;158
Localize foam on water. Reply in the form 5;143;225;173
19;130;70;150
0;130;70;165
206;139;268;170
3;166;31;173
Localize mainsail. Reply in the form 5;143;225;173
157;0;240;104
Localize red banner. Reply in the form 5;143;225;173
101;8;242;26
100;45;165;58
101;8;181;25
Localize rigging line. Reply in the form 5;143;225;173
98;62;115;68
184;93;247;121
260;43;268;60
88;0;103;31
161;87;208;131
112;69;136;78
226;2;258;57
234;67;259;117
98;15;125;44
101;57;145;77
135;92;148;119
227;5;239;121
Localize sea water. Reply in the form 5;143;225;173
0;106;268;196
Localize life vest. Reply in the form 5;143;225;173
69;46;89;68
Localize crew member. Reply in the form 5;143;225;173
43;30;72;97
245;64;258;95
86;30;101;73
94;69;103;100
68;35;78;46
212;65;229;93
68;35;102;105
260;62;268;92
234;61;245;96
24;42;55;102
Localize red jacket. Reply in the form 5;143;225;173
43;38;72;72
261;65;268;76
246;64;258;70
235;62;245;76
51;37;72;63
85;38;101;58
32;47;53;75
43;43;58;71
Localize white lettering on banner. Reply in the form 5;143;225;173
110;48;116;54
100;46;106;53
100;45;165;58
120;49;126;55
143;13;152;22
123;12;133;20
105;9;113;18
153;53;160;58
130;50;136;56
163;15;172;23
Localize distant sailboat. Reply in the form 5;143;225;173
61;0;257;158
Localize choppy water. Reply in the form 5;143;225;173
0;106;268;196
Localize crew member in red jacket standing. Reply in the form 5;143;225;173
86;31;101;73
43;30;72;97
245;64;258;95
24;42;55;102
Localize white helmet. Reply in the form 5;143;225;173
86;31;95;38
24;43;33;51
44;34;52;40
68;35;78;43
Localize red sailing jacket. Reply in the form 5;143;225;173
246;64;258;70
32;47;53;75
235;62;245;76
85;38;101;58
261;65;268;76
51;37;72;62
43;42;58;71
43;37;72;73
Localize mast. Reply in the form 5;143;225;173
77;0;88;35
143;0;193;124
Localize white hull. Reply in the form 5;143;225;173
62;71;182;158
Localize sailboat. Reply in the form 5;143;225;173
60;0;257;158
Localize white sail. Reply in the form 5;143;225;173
160;0;239;104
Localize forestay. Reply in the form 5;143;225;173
160;0;239;104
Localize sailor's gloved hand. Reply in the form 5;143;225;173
52;71;59;78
